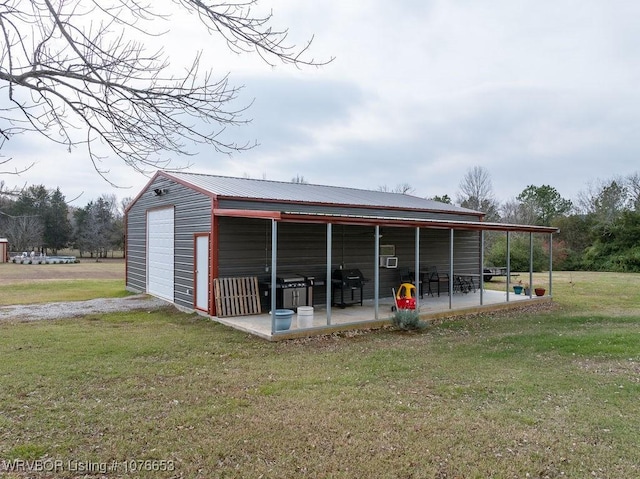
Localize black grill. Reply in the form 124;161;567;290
277;276;307;289
259;275;314;310
332;268;367;307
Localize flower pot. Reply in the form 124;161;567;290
513;285;523;295
535;288;546;296
271;309;293;331
524;288;531;296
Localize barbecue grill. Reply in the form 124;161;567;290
259;275;314;310
332;268;367;307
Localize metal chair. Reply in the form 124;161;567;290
426;266;449;297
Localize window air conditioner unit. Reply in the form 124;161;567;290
379;256;398;269
379;245;397;268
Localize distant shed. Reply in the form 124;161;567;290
0;238;8;263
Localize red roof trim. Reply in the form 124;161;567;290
213;209;282;220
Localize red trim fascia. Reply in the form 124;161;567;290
211;207;557;233
211;197;219;316
213;208;282;220
124;209;128;286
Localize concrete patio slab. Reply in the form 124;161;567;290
211;289;551;341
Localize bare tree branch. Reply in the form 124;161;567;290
0;0;332;182
0;131;34;174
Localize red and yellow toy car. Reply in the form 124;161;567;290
393;283;417;310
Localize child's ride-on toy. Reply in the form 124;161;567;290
392;283;417;311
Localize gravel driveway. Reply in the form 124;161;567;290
0;295;169;322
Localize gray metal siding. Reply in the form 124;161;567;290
126;204;149;295
216;218;479;305
452;231;481;274
217;198;480;222
126;177;211;309
217;217;274;277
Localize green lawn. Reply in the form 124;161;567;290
0;279;129;305
1;272;639;478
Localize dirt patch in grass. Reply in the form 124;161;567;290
576;358;640;381
0;258;124;285
0;295;169;323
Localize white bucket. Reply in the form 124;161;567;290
297;306;314;329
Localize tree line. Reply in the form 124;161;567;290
3;167;640;270
451;167;640;273
0;183;130;258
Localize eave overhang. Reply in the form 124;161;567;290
213;209;559;234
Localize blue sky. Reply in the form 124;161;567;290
3;0;640;208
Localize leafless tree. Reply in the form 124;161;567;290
2;213;44;252
119;196;133;216
627;172;640;211
291;174;308;184
457;166;491;207
576;177;629;221
0;179;21;198
0;1;330;184
378;183;415;195
100;193;119;216
456;166;500;220
500;197;537;225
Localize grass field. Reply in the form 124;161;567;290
0;260;126;306
1;265;639;478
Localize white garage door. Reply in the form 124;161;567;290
147;208;174;301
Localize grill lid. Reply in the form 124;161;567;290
278;276;306;283
333;268;365;281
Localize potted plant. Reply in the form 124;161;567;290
523;283;531;296
513;280;523;295
535;287;546;296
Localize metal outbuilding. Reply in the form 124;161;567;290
125;171;558;338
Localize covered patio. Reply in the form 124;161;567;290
212;287;552;341
211;209;558;340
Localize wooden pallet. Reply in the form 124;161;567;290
213;276;262;318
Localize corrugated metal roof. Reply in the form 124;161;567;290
162;171;482;216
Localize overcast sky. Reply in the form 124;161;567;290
3;0;640;208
